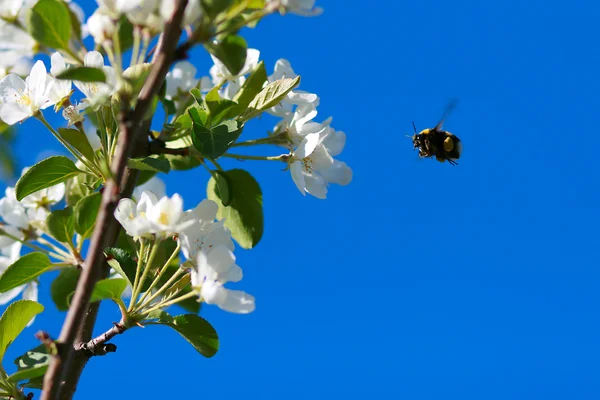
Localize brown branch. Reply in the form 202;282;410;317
40;2;190;399
80;322;126;356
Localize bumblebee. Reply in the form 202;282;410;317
411;101;462;165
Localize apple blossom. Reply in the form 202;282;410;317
178;199;234;261
114;191;194;239
0;60;55;125
47;52;73;106
191;247;255;314
73;51;117;108
267;59;318;118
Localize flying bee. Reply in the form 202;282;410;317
411;101;462;165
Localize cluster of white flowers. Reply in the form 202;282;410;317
115;190;255;314
0;0;86;80
266;0;323;16
0;51;116;125
162;47;352;200
87;0;203;44
268;60;352;199
209;49;261;100
0;170;66;307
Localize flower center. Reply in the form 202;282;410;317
16;90;33;107
158;212;169;225
301;157;313;173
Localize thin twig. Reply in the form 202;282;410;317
79;322;127;356
40;2;190;399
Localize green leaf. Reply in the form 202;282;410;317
128;156;171;173
242;76;301;120
207;169;263;249
10;344;50;383
212;170;232;206
145;312;219;358
28;0;73;51
57;128;96;162
74;192;102;238
15;156;82;201
145;309;173;323
104;248;137;288
90;278;127;303
8;364;48;383
165;154;202;171
232;61;268;109
192;120;244;159
186;105;209;127
0;253;52;294
204;87;238;126
22;376;44;389
201;0;234;19
46;207;75;243
68;5;82;41
55;67;106;83
136;170;158;186
0;300;44;362
50;268;81;311
65;169;97;206
205;35;248;76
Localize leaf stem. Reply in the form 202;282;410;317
222;152;288;161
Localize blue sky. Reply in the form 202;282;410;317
2;0;600;398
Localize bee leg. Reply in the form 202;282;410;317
447;159;458;166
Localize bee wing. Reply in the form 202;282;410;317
434;98;459;131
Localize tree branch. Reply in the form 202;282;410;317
41;2;190;399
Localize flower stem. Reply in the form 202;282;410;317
130;239;162;310
222;153;288;161
137;29;151;66
135;266;186;312
130;25;141;68
127;239;148;312
231;136;283;147
137;240;181;306
140;291;197;317
35;112;102;176
0;230;66;260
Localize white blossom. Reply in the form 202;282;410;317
0;0;24;21
209;48;260;84
62;102;88;126
20;181;66;211
73;51;117;108
87;10;116;45
114;191;193;239
178;199;234;261
283;105;352;198
133;176;166;201
0;60;55;125
268;0;323;16
159;0;203;27
191;247;255;314
47;52;73;106
165;61;199;100
267;59;318;118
